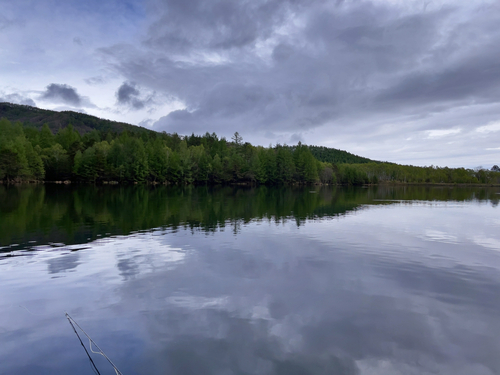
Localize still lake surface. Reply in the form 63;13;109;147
1;184;500;375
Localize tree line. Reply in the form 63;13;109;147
0;119;325;184
332;163;500;185
1;118;499;185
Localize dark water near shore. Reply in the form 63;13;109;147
1;185;500;375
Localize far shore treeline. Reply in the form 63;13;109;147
1;117;499;185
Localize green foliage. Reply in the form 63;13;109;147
1;114;499;186
0;119;45;181
41;143;70;180
294;143;318;183
80;147;98;182
25;142;45;180
308;145;376;164
39;124;54;149
318;162;336;184
82;129;101;149
147;138;170;182
260;147;277;184
210;154;223;183
275;145;295;183
333;162;500;185
56;124;81;151
73;150;83;178
0;102;154;137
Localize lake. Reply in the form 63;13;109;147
1;184;500;375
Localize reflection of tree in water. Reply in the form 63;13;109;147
491;193;499;207
1;184;499;252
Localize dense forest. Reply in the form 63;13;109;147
1;114;499;185
0;118;328;184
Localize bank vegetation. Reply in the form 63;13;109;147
1;118;499;186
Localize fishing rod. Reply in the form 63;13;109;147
65;313;123;375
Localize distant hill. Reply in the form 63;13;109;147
308;145;378;164
0;102;153;135
1;101;378;164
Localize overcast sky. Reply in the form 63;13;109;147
1;0;499;167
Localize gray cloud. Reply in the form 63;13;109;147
148;1;497;166
0;93;36;106
144;0;297;52
139;118;154;127
73;37;83;46
84;76;106;85
155;83;280;134
116;81;154;110
376;52;500;109
103;2;500;136
39;83;85;107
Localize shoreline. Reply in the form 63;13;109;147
2;180;500;187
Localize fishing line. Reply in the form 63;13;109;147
19;305;43;316
65;313;123;375
66;313;102;375
17;307;100;374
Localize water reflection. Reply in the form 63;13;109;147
0;186;500;374
47;252;80;274
1;184;499;254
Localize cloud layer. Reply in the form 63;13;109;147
1;0;499;167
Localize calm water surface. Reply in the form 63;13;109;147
1;185;500;375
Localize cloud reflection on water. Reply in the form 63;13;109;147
1;195;500;375
106;203;500;375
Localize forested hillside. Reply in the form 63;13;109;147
0;102;152;136
308;146;375;164
1;105;499;185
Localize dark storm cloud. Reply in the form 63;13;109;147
116;81;153;110
39;83;83;106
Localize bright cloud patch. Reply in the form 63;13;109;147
476;121;500;134
426;128;461;139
